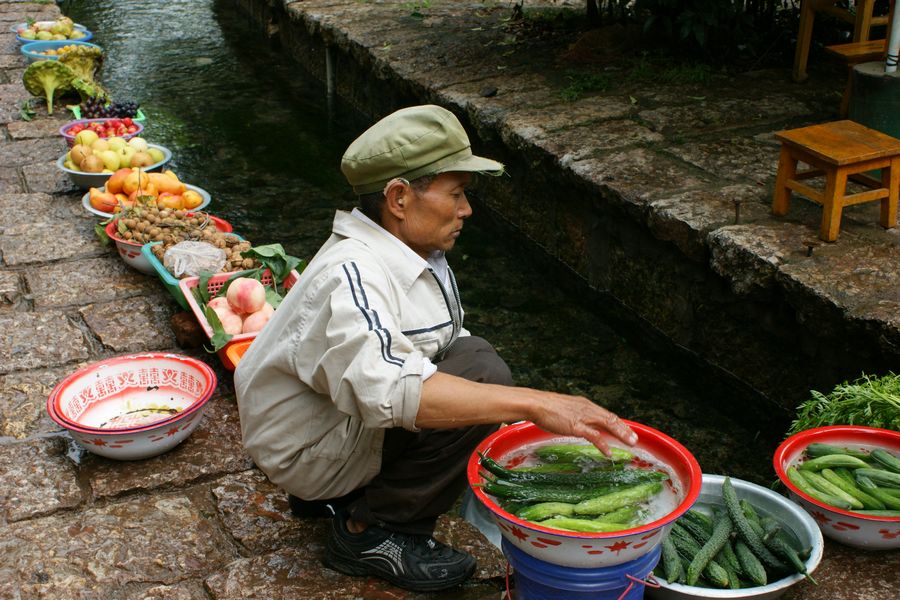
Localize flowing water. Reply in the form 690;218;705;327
65;0;785;485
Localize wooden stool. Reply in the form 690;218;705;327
772;120;900;242
825;39;886;117
793;0;889;83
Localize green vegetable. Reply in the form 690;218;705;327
512;464;581;474
854;509;900;516
669;525;731;588
787;466;854;509
855;476;900;510
734;540;767;586
686;512;732;585
716;540;743;577
661;536;683;584
854;468;900;488
799;454;871;472
479;452;666;487
802;470;864;509
598;504;639;524
788;372;900;434
22;60;75;114
739;498;762;529
820;468;885;510
682;509;714;533
57;45;103;82
479;478;617;503
538;516;631;533
765;535;816;584
535;443;634;464
240;243;305;291
805;443;870;460
722;477;787;572
573;482;662;516
678;515;713;544
517;502;575;522
871;449;900;474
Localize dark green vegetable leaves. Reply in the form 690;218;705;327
241;243;305;287
203;304;233;352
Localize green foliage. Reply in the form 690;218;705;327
560;71;611;101
788;373;900;435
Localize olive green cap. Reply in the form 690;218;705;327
341;104;504;195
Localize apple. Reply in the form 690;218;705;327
35;30;53;40
90;138;110;153
106;137;128;152
98;150;120;171
118;146;136;168
74;129;99;147
129;151;154;168
147;147;165;165
127;137;149;152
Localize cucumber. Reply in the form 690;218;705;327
479;452;666;486
853;509;900;517
801;470;864;509
686;512;733;585
855;476;900;510
804;443;870;460
480;479;618;503
678;515;713;544
535;443;634;464
716;539;743;576
511;464;581;474
765;534;817;584
820;468;885;510
739;498;762;529
661;535;684;584
799;454;870;472
598;504;639;524
539;516;631;533
574;482;662;516
734;539;767;586
787;466;854;509
870;449;900;474
854;468;900;489
516;501;576;522
669;527;731;588
682;508;714;533
722;477;787;572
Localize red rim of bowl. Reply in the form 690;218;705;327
105;213;233;248
60;118;144;141
46;353;217;434
467;420;703;538
774;425;900;522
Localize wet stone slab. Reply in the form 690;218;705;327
531;119;664;162
647;184;771;262
0;310;89;374
0;219;101;265
84;398;253;499
22;159;79;194
0;491;238;599
666;135;780;185
0;268;20;311
0;192;87;227
0;135;64;167
781;541;899;600
79;293;178;352
0;165;23;193
0;363;80;438
27;255;158;309
7;117;68;139
638;94;813;136
0;436;83;523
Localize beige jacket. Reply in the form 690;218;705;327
234;210;466;499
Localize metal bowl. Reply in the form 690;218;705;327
646;474;824;600
57;144;172;190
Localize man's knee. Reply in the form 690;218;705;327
436;336;513;386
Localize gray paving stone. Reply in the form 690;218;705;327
83;398;253;499
22;158;78;194
27;255;157;309
0;219;101;265
0;363;78;438
0;165;23;193
0;268;20;311
638;94;813;136
531;119;664;161
7;116;67;139
666;135;781;185
0;491;238;598
0;310;89;374
0;191;88;226
79;293;178;352
0;436;83;523
0;136;64;167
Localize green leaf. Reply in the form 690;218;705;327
241;244;304;285
265;287;283;310
203;305;233;353
94;223;110;246
196;271;213;305
116;220;128;235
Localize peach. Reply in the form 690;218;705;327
207;297;229;311
211;303;243;335
242;303;274;334
227;278;266;314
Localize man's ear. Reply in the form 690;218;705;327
384;180;409;219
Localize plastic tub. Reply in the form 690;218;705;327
180;269;300;370
505;538;661;600
225;340;253;369
13;22;92;44
60;118;144;147
71;105;146;124
20;40;101;63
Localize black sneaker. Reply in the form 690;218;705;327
322;514;476;592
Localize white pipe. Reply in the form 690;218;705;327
885;5;900;73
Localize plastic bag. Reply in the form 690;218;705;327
163;241;227;278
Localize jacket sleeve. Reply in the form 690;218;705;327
290;259;423;431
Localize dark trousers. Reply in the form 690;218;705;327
290;336;512;535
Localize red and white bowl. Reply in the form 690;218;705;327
467;421;702;568
774;425;900;550
104;213;232;275
47;353;217;460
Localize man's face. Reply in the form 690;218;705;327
400;171;472;258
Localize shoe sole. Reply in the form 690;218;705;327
322;544;476;593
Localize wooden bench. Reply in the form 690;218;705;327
825;39;886;117
772;120;900;242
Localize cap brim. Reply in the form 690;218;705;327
437;154;504;176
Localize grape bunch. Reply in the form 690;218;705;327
79;97;140;119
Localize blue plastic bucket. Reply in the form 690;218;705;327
503;538;661;600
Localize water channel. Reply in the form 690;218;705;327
66;0;784;485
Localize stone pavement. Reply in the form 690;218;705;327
0;0;896;598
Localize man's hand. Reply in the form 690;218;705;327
524;391;638;456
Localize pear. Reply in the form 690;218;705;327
81;155;105;173
129;151;154;168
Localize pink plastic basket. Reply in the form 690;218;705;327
179;269;299;370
